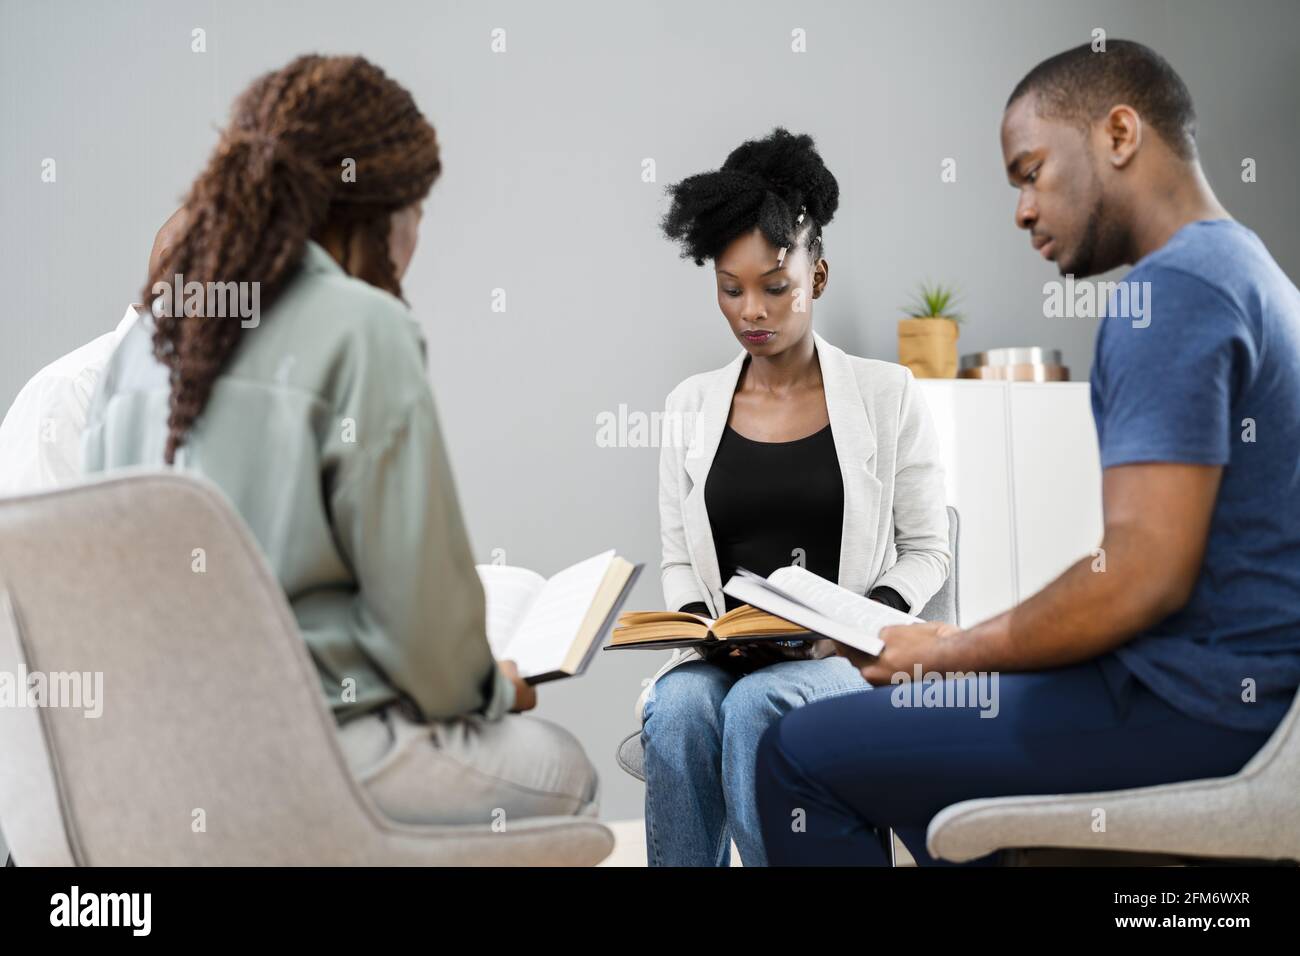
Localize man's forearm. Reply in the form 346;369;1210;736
941;527;1176;673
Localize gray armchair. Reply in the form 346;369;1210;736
0;471;613;866
926;685;1300;864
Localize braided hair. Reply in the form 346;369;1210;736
145;54;442;463
661;127;839;266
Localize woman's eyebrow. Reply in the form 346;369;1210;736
716;266;786;278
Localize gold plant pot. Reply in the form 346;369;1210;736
898;317;960;378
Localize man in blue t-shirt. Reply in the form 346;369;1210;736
755;39;1300;865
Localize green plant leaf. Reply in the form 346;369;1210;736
903;280;963;324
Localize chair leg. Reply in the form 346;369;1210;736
879;827;897;866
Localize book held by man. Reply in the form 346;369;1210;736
477;549;641;683
607;565;921;656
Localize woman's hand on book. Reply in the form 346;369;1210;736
499;660;537;712
833;621;963;685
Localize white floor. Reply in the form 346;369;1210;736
598;819;741;866
598;819;915;866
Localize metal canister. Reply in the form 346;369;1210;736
958;346;1070;381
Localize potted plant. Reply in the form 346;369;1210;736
898;282;962;378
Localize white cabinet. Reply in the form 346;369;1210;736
1007;384;1104;598
915;381;1018;627
915;381;1103;627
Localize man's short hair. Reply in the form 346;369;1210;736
1006;39;1198;160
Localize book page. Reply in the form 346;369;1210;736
724;567;923;657
766;565;921;632
475;564;548;658
509;550;616;678
617;610;714;626
609;613;712;645
561;557;636;674
712;604;809;639
722;575;885;656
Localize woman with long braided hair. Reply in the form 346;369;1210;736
84;55;598;828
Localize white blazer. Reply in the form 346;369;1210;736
635;332;951;720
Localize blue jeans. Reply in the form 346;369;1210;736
641;655;867;866
755;656;1275;865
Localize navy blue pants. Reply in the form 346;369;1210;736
755;656;1274;866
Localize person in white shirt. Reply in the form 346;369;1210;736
0;209;186;493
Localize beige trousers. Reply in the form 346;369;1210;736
336;704;599;827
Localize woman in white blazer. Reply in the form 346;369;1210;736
639;129;951;866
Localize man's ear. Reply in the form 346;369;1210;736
1103;105;1142;168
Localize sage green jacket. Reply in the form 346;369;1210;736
83;240;513;723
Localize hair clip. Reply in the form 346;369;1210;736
776;206;810;266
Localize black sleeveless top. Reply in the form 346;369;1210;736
704;423;845;613
679;422;910;618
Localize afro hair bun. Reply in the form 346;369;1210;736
661;127;840;265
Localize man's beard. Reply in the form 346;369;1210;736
1060;168;1129;278
1062;198;1102;276
1060;160;1133;277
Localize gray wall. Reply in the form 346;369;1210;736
2;0;1296;821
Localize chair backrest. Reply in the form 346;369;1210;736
917;506;960;626
0;471;427;864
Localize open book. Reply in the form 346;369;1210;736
477;549;641;683
721;566;922;657
606;604;810;650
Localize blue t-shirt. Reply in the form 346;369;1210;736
1090;219;1300;733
